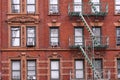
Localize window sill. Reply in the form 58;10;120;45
48;13;60;16
7;13;40;16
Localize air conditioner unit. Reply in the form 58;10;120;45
51;42;58;47
27;41;35;47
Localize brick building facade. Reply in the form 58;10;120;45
0;0;120;80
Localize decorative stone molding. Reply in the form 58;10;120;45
6;16;40;24
48;52;61;59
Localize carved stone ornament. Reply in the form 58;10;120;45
48;52;61;59
6;16;40;24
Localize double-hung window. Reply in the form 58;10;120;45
92;27;101;45
75;60;84;79
50;60;60;80
26;27;36;47
116;27;120;45
74;27;83;46
115;0;120;14
50;27;59;47
94;59;103;78
11;27;21;47
91;0;100;13
27;60;36;80
74;0;82;13
11;60;21;80
117;59;120;78
49;0;59;14
11;0;20;13
27;0;36;13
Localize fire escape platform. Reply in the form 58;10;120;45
68;2;108;17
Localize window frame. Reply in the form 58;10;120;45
49;0;59;14
11;60;21;80
50;27;59;47
11;0;20;13
26;26;36;47
50;60;60;80
73;0;82;13
11;26;21;47
91;0;100;13
26;0;36;13
115;0;120;14
93;59;103;79
74;59;84;79
27;60;36;80
92;27;101;45
116;27;120;46
74;27;84;46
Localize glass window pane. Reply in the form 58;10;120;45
93;28;101;37
74;0;82;3
91;0;99;3
75;28;83;36
51;71;59;79
27;5;35;13
12;29;20;37
116;0;120;4
27;28;35;37
51;38;58;42
12;61;20;70
28;71;35;76
76;70;84;78
27;0;35;4
74;6;82;12
50;0;58;4
12;38;20;46
51;61;59;70
51;29;58;36
12;5;20;13
75;60;83;69
12;0;20;4
75;37;83;42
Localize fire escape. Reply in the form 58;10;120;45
68;0;109;80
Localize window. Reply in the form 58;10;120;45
74;0;82;12
11;60;21;80
50;27;59;47
116;27;120;45
92;27;101;45
27;60;36;80
11;0;20;13
49;0;59;14
115;0;120;14
75;60;84;79
11;27;21;47
94;59;103;78
117;59;120;78
27;0;36;13
26;27;36;47
74;27;83;46
50;60;60;80
91;0;100;12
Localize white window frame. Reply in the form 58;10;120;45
74;0;82;13
11;0;20;13
26;0;36;13
91;0;100;13
75;60;84;79
74;27;83;46
27;60;36;80
26;26;36;47
49;0;59;14
50;27;59;47
92;27;101;45
11;60;21;80
50;60;60;80
115;0;120;14
11;26;21;47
